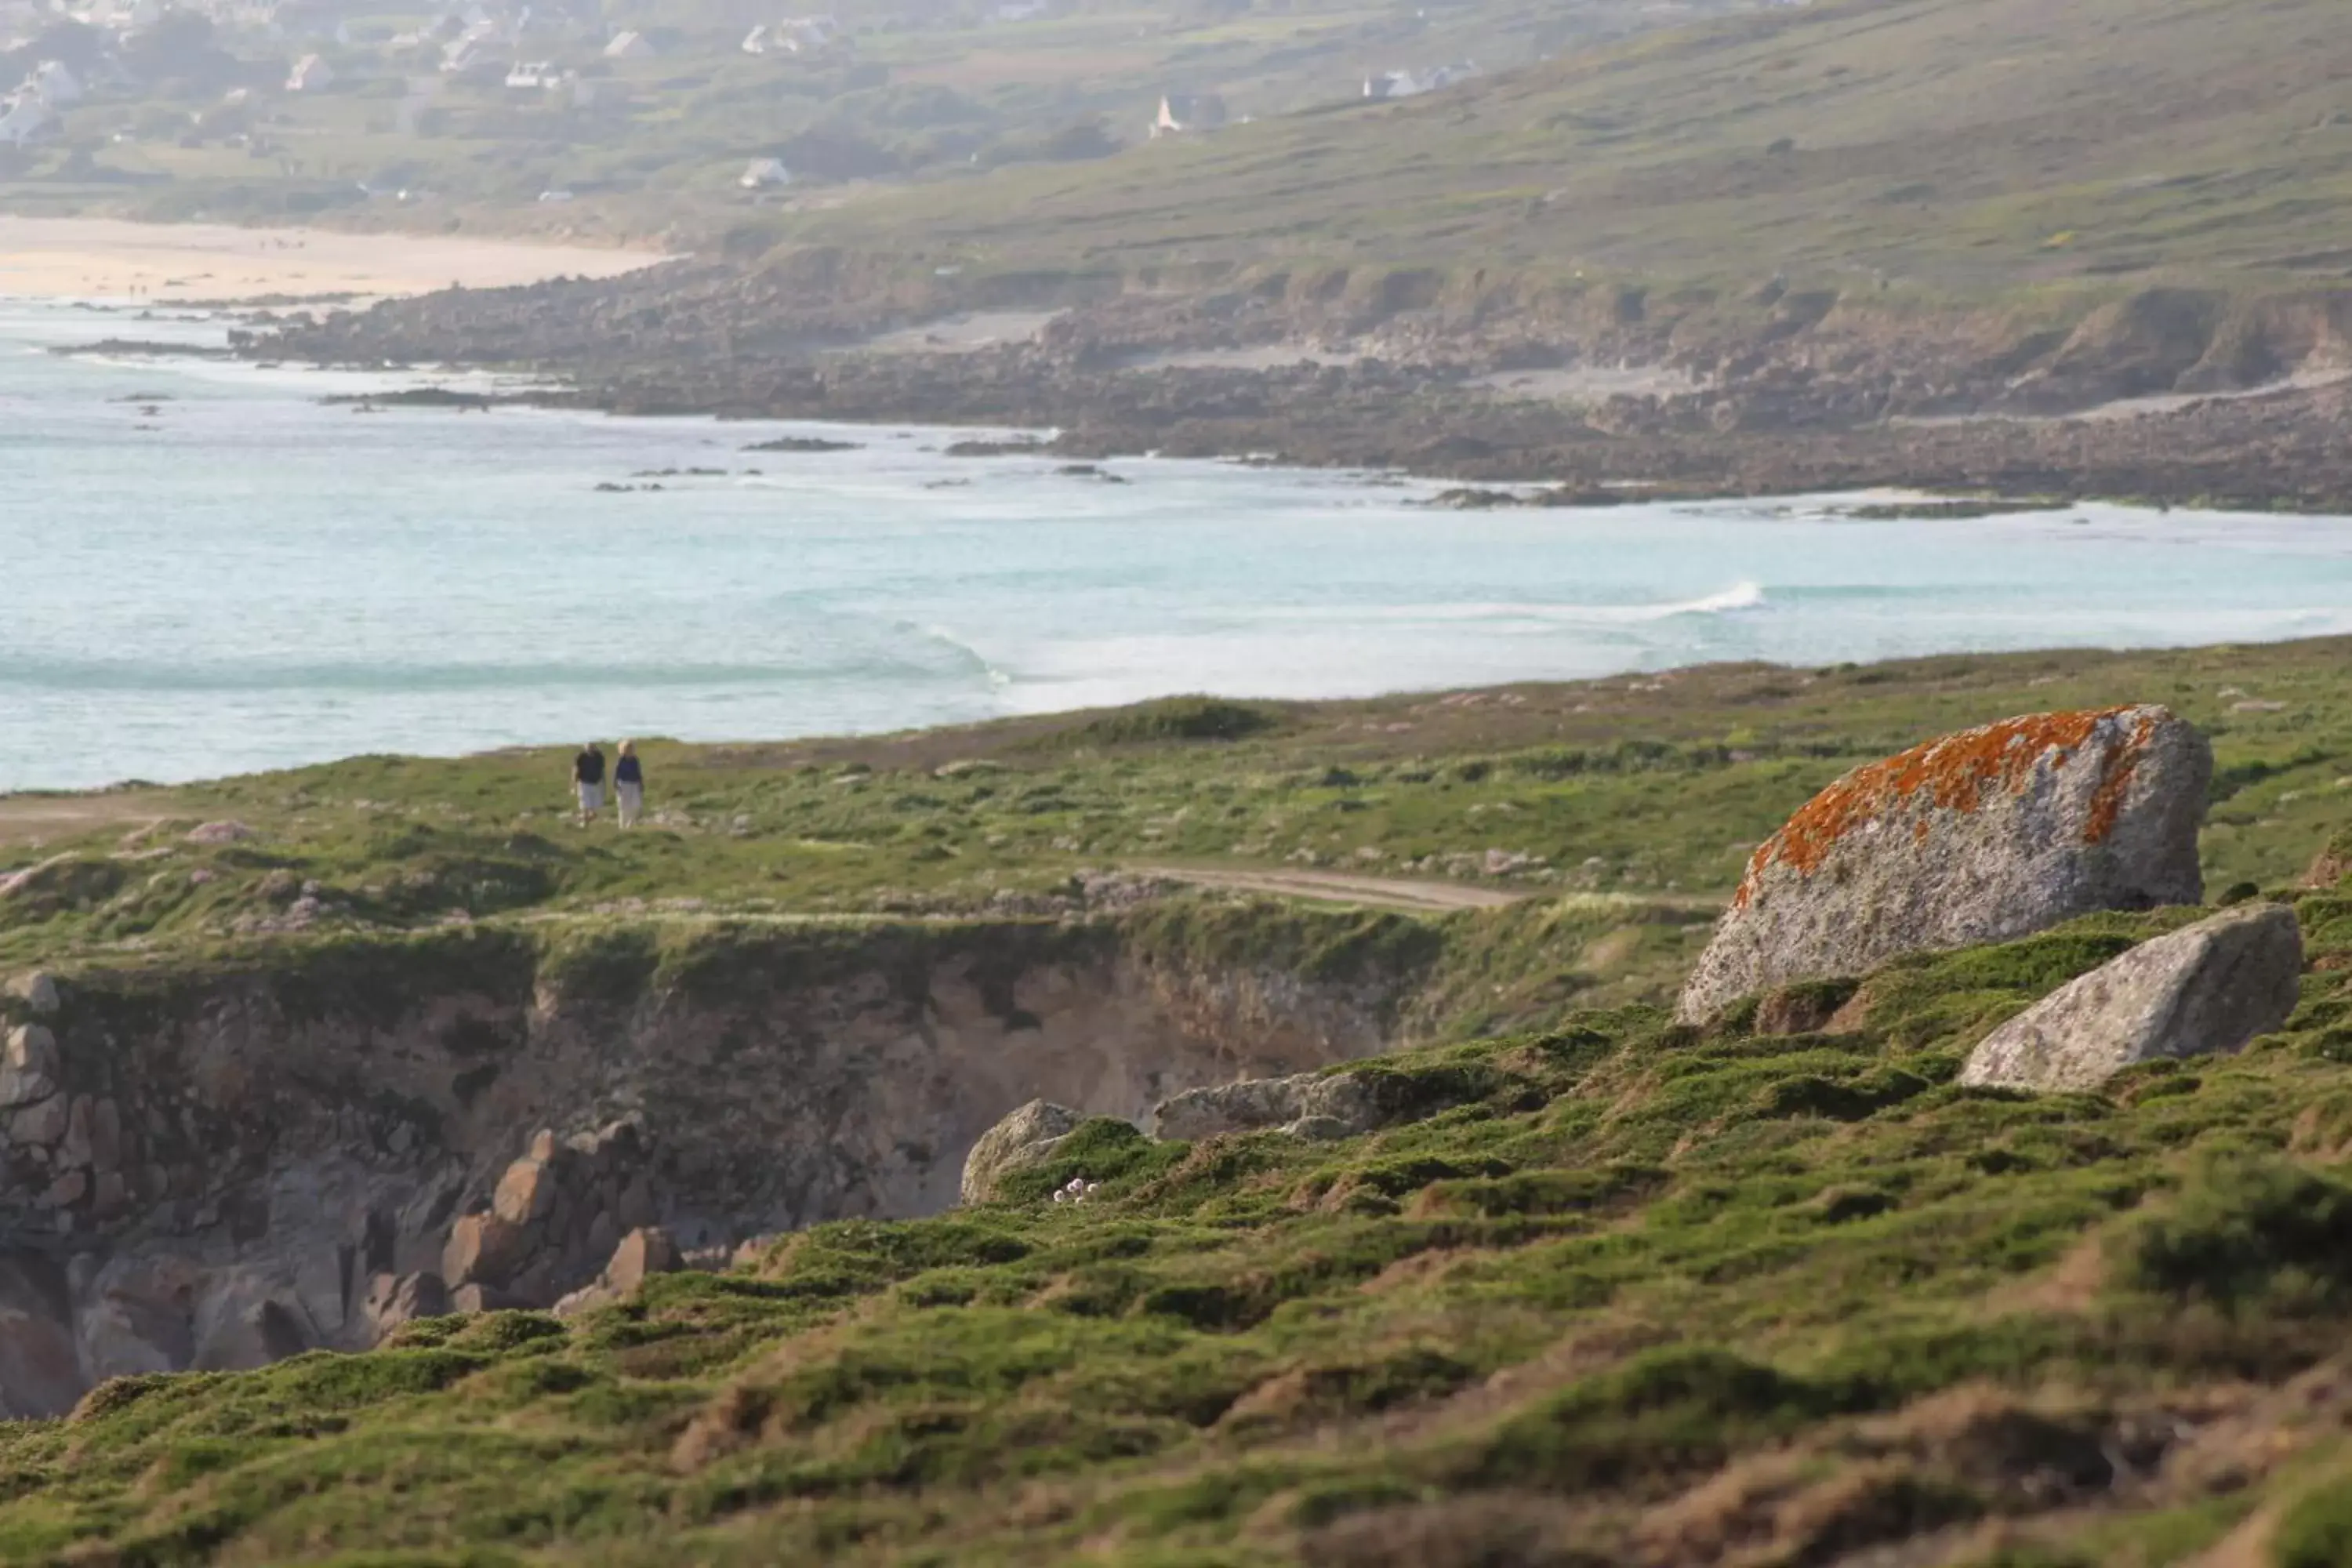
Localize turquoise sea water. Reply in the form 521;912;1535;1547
6;298;2352;793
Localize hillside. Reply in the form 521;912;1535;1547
786;0;2352;296
241;0;2352;506
0;0;1747;236
5;639;2352;1563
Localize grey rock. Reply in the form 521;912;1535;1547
7;974;60;1015
1152;1071;1385;1142
1960;904;2303;1092
9;1094;67;1149
1679;706;2210;1022
0;1025;60;1109
960;1099;1085;1205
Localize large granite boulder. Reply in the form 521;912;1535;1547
1959;904;2303;1092
1678;706;2210;1022
959;1099;1085;1205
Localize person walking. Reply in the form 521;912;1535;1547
615;739;644;829
572;742;606;826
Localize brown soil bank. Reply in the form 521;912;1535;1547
0;910;1439;1417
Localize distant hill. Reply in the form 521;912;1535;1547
786;0;2352;299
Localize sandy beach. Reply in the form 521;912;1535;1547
0;216;667;303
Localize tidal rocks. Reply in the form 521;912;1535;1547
1678;706;2210;1022
960;1099;1083;1204
1959;904;2303;1092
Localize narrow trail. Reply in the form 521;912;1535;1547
1129;863;1536;913
0;794;171;850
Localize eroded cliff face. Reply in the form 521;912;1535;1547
0;918;1408;1416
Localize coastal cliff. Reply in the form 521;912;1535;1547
0;911;1435;1416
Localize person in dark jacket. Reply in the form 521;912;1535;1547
615;739;645;829
572;742;606;826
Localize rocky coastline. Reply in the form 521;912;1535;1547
216;261;2352;511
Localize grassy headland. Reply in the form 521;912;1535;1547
5;638;2352;1563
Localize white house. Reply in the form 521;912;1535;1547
739;24;769;53
0;95;53;147
504;59;554;89
776;14;838;52
1151;92;1226;137
285;53;335;91
1363;62;1477;101
602;29;652;59
739;157;789;189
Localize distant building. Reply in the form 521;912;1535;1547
1151;92;1226;137
739;24;770;53
504;60;554;89
739;156;790;189
774;16;838;54
1363;62;1477;100
285;53;336;92
602;29;652;59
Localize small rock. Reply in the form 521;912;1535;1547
960;1099;1086;1205
8;1094;67;1149
492;1157;558;1226
1960;904;2303;1093
35;1169;85;1210
1679;707;2211;1022
604;1227;681;1294
450;1283;521;1315
366;1272;452;1335
441;1211;528;1288
183;821;256;845
7;974;59;1015
0;1026;60;1109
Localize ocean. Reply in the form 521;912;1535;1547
7;297;2352;793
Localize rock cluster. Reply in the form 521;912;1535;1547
1960;905;2303;1092
1679;706;2210;1022
441;1120;659;1309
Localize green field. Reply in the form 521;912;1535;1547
7;637;2352;1563
782;0;2352;302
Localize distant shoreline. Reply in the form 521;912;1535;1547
0;215;669;304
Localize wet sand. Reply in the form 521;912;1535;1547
0;216;667;303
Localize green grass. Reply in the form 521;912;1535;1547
7;634;2352;1563
782;0;2352;307
12;887;2352;1562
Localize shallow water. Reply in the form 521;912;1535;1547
6;299;2352;793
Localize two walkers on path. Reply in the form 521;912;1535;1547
572;740;645;827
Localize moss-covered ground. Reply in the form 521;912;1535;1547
7;636;2352;1565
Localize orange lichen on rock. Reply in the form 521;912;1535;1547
1735;708;2149;908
